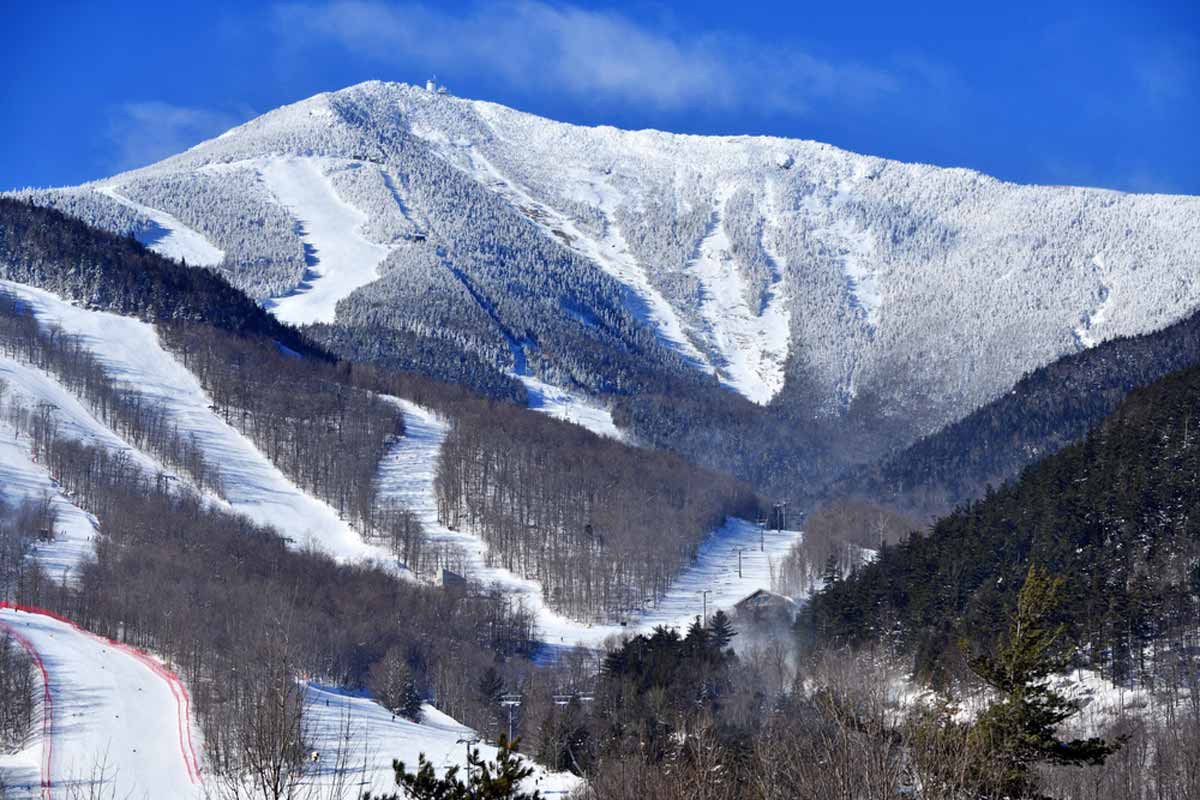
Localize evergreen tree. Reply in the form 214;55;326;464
966;565;1120;798
366;736;540;800
708;610;736;653
478;666;504;705
369;646;424;722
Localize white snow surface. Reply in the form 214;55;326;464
0;353;174;581
377;399;800;648
257;157;392;325
0;281;394;566
517;375;625;441
94;186;224;267
686;188;791;403
0;420;97;584
0;606;203;800
301;685;580;797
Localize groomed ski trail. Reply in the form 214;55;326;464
0;281;394;566
0;605;202;800
377;399;803;648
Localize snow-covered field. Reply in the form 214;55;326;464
257;157;392;325
0;281;393;566
0;606;203;800
377;398;800;648
302;685;580;798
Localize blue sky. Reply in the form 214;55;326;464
3;0;1197;193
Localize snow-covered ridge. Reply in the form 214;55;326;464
19;79;1200;434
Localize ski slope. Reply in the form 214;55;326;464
259;157;392;325
460;146;712;371
686;189;791;404
0;606;202;800
377;399;802;648
0;354;175;580
0;281;393;566
517;375;625;441
94;186;224;267
0;422;96;584
301;685;580;798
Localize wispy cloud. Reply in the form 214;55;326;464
1130;35;1197;113
106;102;250;172
273;0;902;114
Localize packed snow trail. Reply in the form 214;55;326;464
374;399;589;641
0;605;202;800
377;399;802;648
516;375;626;441
0;418;98;584
1;281;393;566
94;186;224;267
259;157;391;325
0;351;189;580
301;685;580;797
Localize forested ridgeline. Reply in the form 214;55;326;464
805;360;1200;687
307;320;528;405
829;303;1200;520
0;197;314;355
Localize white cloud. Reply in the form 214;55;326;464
273;0;899;113
106;102;249;172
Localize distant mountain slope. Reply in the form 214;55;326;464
806;358;1200;683
11;81;1200;494
832;304;1200;518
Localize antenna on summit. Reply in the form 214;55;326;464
425;75;449;95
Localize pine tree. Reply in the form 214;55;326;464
967;565;1121;798
366;736;540;800
708;610;736;653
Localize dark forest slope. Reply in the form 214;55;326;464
832;307;1200;518
807;360;1200;685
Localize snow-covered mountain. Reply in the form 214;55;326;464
16;80;1200;467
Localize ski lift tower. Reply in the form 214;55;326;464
499;692;523;743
